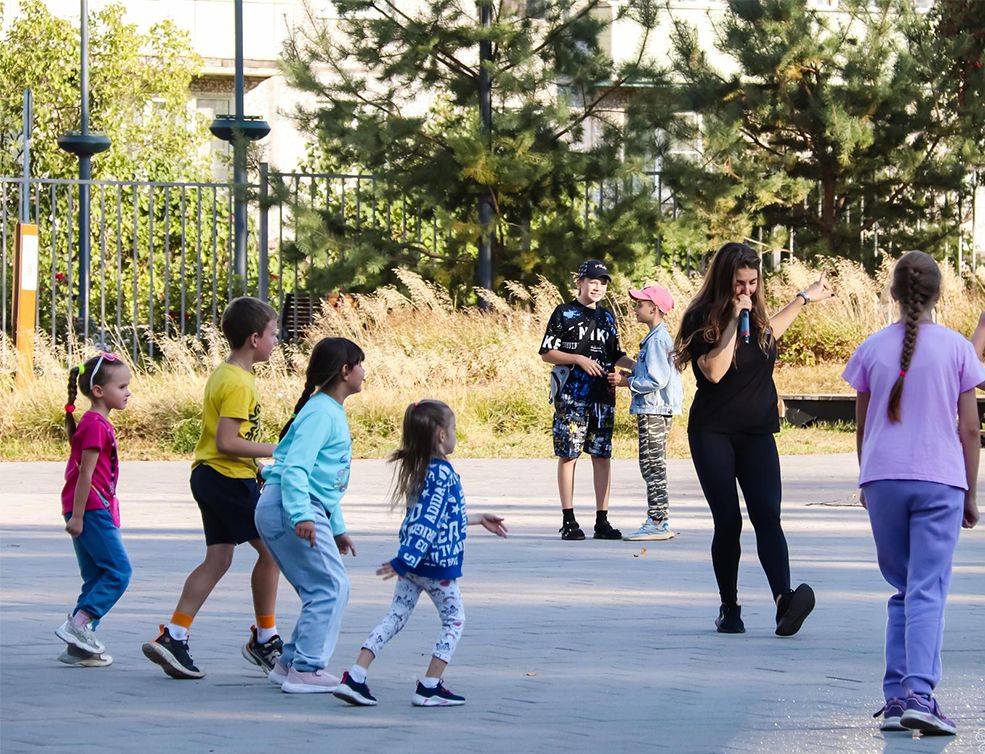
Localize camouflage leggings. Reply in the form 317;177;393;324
638;415;672;522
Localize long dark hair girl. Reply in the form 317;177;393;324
279;337;365;440
887;250;941;423
388;399;454;509
65;353;124;440
673;242;773;370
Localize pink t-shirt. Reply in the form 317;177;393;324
843;322;985;490
61;412;120;527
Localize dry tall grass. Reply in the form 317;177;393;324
2;260;983;461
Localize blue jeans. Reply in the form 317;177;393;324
254;485;350;673
66;508;132;623
864;480;964;699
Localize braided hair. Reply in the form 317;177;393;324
388;400;454;510
65;354;125;440
887;251;941;423
279;337;365;439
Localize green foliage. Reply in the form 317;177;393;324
280;0;677;298
662;0;984;266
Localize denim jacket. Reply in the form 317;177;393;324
628;322;684;416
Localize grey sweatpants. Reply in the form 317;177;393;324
637;414;672;522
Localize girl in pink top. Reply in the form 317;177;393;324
54;353;133;667
843;252;983;737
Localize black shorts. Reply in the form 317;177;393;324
190;464;261;546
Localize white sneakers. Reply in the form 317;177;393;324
55;615;105;654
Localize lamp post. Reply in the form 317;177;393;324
209;0;270;288
58;0;111;336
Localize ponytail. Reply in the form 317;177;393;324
65;366;81;440
887;251;940;423
280;337;365;439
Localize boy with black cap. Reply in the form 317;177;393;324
540;259;636;540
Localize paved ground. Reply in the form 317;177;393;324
1;456;983;754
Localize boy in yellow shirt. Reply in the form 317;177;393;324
143;297;281;679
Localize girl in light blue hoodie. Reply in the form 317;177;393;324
256;337;365;694
610;286;683;541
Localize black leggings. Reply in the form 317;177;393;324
688;431;790;605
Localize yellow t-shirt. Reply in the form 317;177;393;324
193;362;262;479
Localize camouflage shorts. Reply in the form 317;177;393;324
552;392;615;459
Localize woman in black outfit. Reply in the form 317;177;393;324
674;242;833;636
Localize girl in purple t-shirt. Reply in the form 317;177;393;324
843;252;984;737
54;352;133;667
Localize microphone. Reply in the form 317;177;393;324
740;309;750;345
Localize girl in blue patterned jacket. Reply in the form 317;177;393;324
334;400;507;708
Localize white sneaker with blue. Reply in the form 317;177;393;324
412;679;466;707
623;520;675;541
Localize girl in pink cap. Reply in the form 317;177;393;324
610;285;683;541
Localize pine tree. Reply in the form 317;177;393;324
279;0;676;297
663;0;984;266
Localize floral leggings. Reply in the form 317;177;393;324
362;573;465;664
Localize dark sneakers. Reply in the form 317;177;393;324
775;583;816;637
242;625;283;674
412;680;466;707
334;672;378;706
142;625;206;679
559;520;586;540
593;520;622;540
715;604;746;634
873;698;907;731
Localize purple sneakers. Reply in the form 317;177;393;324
873;698;906;731
900;693;956;736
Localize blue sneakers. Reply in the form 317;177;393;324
900;693;956;736
334;672;378;706
412;680;466;707
873;698;906;731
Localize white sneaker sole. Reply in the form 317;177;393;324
334;685;378;706
54;623;104;654
281;681;338;694
58;651;113;667
623;531;675;541
412;694;465;707
900;710;956;735
879;717;906;732
141;641;206;679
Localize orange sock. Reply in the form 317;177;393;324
166;611;194;640
256;614;277;642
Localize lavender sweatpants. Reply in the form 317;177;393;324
863;479;964;700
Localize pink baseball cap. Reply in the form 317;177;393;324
629;285;674;313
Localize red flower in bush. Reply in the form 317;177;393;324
55;272;66;282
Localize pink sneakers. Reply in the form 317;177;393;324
280;666;341;694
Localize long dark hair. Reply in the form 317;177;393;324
673;242;772;371
279;337;365;439
65;353;125;440
388;399;454;509
887;251;940;423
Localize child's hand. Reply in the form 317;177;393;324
576;355;605;378
607;370;630;387
859;488;867;510
477;513;508;538
335;533;357;556
376;562;398;580
65;516;84;538
295;520;316;547
962;493;978;529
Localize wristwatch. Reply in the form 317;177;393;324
796;291;811;306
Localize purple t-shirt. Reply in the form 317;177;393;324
61;412;120;527
842;322;985;489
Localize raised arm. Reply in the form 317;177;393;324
769;271;834;341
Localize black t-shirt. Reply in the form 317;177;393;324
681;307;780;435
539;301;626;404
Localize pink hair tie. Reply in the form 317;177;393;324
413;401;419;407
899;370;906;377
65;404;76;413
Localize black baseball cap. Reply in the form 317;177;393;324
577;259;610;281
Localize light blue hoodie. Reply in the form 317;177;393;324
628;322;684;416
261;392;351;536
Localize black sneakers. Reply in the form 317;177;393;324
242;625;283;673
775;583;815;637
412;680;466;707
142;625;206;679
593;519;622;540
715;604;746;634
334;671;378;706
559;520;586;540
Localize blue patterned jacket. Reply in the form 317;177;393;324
390;460;468;580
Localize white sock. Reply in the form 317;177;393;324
257;625;278;643
348;664;367;684
166;623;189;641
419;676;440;689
